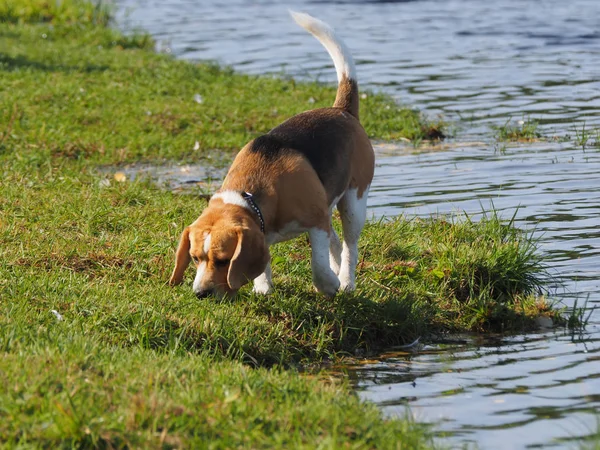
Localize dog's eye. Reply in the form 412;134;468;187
214;258;230;267
191;256;200;265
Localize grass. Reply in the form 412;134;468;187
1;169;559;363
493;116;542;142
0;11;443;168
570;123;600;150
0;0;111;26
0;337;431;448
0;163;561;446
580;418;600;450
567;295;596;331
0;1;569;447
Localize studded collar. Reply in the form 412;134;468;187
241;192;265;234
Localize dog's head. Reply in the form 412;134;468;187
169;206;269;298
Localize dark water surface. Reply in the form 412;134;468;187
117;0;599;447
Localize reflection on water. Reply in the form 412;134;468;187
115;0;600;447
348;331;599;449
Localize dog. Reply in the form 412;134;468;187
169;11;374;298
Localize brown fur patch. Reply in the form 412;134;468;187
223;107;374;217
333;75;359;119
347;125;375;198
222;149;331;231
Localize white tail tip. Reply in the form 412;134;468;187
289;10;356;83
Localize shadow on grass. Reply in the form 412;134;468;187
0;53;109;73
93;284;427;367
253;285;423;350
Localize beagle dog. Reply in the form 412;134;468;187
169;11;374;297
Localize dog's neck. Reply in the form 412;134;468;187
210;190;267;233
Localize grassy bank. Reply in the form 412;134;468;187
0;1;563;447
0;163;557;446
1;165;558;363
0;335;430;448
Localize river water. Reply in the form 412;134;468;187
116;0;599;447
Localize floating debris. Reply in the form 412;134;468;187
113;172;127;182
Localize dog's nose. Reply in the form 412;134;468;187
195;289;212;299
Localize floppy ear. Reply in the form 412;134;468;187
227;227;269;290
169;227;191;286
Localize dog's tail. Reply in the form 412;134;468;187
290;11;359;120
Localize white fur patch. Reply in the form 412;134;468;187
308;227;340;296
290;11;357;83
327;194;344;276
253;262;273;295
338;186;369;291
192;261;207;294
203;233;211;255
329;193;344;214
329;227;342;276
211;191;251;211
266;221;306;245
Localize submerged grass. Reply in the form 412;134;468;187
0;0;567;447
493;116;542;142
570;123;600;150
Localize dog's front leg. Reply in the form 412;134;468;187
309;228;340;296
253;261;273;294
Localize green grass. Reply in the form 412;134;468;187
0;0;111;25
0;1;568;447
581;418;600;450
0;161;559;446
1;167;559;364
0;337;431;448
493;116;542;142
0;18;443;168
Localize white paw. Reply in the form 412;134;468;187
253;280;273;295
313;270;340;297
338;272;356;292
253;264;273;295
339;280;355;292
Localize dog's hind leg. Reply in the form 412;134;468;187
329;220;342;275
337;186;369;292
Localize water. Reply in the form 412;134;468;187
362;140;600;448
116;0;600;447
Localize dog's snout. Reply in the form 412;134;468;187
195;289;212;299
